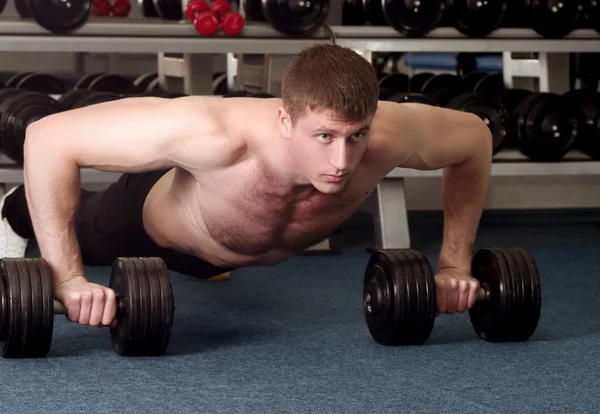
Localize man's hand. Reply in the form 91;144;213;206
54;276;117;327
435;267;480;314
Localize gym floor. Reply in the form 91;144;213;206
1;208;599;413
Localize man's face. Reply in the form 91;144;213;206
281;108;371;194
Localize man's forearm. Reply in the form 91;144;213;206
437;141;492;273
23;131;85;286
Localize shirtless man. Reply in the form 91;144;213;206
1;44;492;329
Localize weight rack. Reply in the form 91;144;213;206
0;17;599;250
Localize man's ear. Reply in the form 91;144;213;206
278;107;293;139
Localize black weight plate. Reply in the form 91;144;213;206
589;0;600;33
0;88;31;156
383;0;446;37
409;72;434;93
138;0;159;17
153;0;182;20
213;73;229;95
448;0;508;38
504;248;541;341
378;73;409;94
32;258;55;358
155;258;174;354
363;0;388;25
0;260;7;342
262;0;330;36
71;91;122;109
421;74;462;106
497;88;532;148
512;248;542;339
133;73;159;94
473;73;505;96
14;0;30;18
26;0;93;34
57;89;92;111
564;89;600;159
74;73;105;90
0;258;52;358
447;92;509;154
0;0;7;14
0;91;60;164
110;258;142;356
460;71;488;93
16;73;67;95
387;92;438;106
403;249;436;344
87;74;136;94
469;248;511;341
243;0;267;22
343;0;367;25
526;0;584;38
5;72;33;89
517;93;578;161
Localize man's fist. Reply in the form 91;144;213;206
435;268;480;314
54;275;117;327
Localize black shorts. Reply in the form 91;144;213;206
1;170;233;279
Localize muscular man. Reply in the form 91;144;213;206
1;44;492;328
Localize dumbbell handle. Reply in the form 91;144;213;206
476;285;490;302
53;300;67;314
53;298;122;315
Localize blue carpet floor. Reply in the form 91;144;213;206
1;210;599;413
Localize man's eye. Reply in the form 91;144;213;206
317;134;331;142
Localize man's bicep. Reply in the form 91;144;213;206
397;103;488;170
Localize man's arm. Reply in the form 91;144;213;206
379;101;493;273
23;96;240;286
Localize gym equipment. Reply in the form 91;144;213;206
420;74;462;107
58;89;97;111
71;91;123;109
513;92;578;161
378;73;409;96
447;93;509;154
342;0;367;25
564;89;600;159
247;0;330;36
242;0;266;21
0;257;175;358
112;0;132;17
15;0;30;18
133;73;162;94
86;74;137;94
93;0;113;16
139;0;159;17
387;92;438;106
382;0;446;37
408;73;434;93
0;0;6;14
5;72;33;89
460;71;505;96
495;88;532;148
153;0;183;20
363;247;541;346
10;73;67;95
528;0;584;39
74;73;105;90
0;90;61;164
25;0;93;34
447;0;507;38
588;0;600;33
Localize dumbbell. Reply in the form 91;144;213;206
93;0;132;17
0;256;175;358
5;72;67;95
14;0;92;34
563;89;600;160
0;88;62;164
186;0;245;36
242;0;329;36
363;0;446;37
363;247;542;346
446;0;508;38
512;92;578;161
0;0;6;15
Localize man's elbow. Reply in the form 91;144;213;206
467;113;493;162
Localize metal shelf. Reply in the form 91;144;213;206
387;150;600;178
0;18;598;53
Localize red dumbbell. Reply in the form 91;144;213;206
112;0;132;17
92;0;112;16
221;12;245;36
209;0;245;36
195;12;220;36
185;0;210;21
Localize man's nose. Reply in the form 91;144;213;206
330;141;349;171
